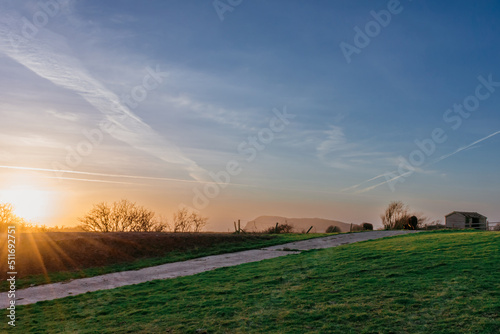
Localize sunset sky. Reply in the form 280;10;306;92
0;0;499;230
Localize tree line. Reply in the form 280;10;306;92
1;198;439;233
0;200;208;233
78;200;208;233
0;203;61;232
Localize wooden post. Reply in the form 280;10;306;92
234;221;238;233
238;219;241;233
275;222;279;233
306;226;313;234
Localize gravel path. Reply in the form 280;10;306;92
1;230;417;308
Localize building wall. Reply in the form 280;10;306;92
445;213;488;230
445;213;466;228
477;217;488;230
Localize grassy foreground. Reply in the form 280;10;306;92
6;231;500;333
1;233;326;291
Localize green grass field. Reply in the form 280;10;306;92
6;231;500;333
1;233;326;291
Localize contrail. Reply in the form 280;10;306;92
0;165;204;184
351;130;500;194
43;176;140;185
0;12;208;182
0;165;264;189
430;130;500;165
354;171;413;194
340;172;395;192
0;165;348;195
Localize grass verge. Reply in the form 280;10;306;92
1;233;327;291
7;231;499;333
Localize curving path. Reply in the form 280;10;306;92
1;230;418;308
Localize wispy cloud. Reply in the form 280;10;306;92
348;130;500;194
317;125;346;159
45;109;79;122
0;12;208;181
313;125;391;170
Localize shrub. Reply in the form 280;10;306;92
380;201;427;230
352;224;364;232
362;223;373;230
264;223;294;234
424;224;447;230
326;225;341;233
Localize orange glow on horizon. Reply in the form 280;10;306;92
0;184;54;223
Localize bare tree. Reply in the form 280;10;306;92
380;201;427;230
190;211;208;232
172;208;208;232
380;201;410;230
79;200;162;232
0;203;23;232
172;208;190;232
130;205;157;232
151;215;170;232
79;202;113;232
110;200;133;231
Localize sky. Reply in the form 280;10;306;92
0;0;499;231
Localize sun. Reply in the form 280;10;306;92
0;185;53;222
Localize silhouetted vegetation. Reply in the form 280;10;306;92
380;201;427;230
78;201;208;233
0;202;67;232
326;225;341;233
362;223;373;230
264;222;294;234
423;223;447;230
79;200;166;232
0;203;22;232
172;208;208;232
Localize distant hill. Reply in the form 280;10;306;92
243;216;353;233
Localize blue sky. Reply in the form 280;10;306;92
0;0;499;230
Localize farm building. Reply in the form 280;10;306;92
445;211;488;230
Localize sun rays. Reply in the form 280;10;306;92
0;185;54;223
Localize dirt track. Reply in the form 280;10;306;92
0;232;277;279
0;230;417;308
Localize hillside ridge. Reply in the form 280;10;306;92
244;215;353;233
